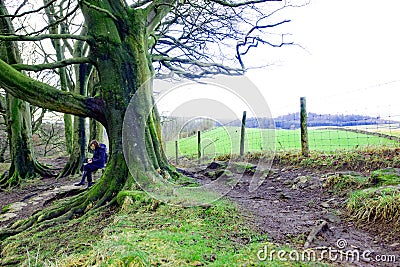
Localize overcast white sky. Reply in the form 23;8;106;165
157;0;400;121
245;0;400;118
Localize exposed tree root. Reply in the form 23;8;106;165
0;159;57;189
58;154;82;178
0;171;28;189
34;161;57;177
0;154;128;240
0;189;93;240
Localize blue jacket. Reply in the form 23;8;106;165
91;144;107;168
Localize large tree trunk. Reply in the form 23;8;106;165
0;96;55;187
0;95;7;163
87;68;104;142
0;0;173;238
2;96;36;184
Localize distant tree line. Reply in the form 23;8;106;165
271;113;395;129
161;113;396;139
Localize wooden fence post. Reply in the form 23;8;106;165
240;111;247;156
300;97;309;157
197;131;201;163
175;140;179;165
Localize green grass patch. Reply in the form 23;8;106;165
324;173;368;191
0;207;115;266
1;197;323;266
56;201;319;266
165;127;400;159
369;168;400;186
322;168;400;191
320;166;400;226
346;186;400;225
274;147;400;172
323;169;400;192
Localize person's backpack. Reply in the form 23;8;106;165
100;143;108;164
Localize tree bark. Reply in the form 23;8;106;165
88;70;104;143
0;0;173;236
0;1;55;188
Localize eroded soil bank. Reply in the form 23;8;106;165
183;162;400;267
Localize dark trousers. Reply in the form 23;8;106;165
79;163;100;185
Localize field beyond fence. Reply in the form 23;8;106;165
162;97;400;162
164;126;400;160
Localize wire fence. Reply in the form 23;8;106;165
162;98;400;163
275;116;400;151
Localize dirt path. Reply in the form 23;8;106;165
1;159;399;266
0;176;85;229
182;163;400;267
0;157;91;229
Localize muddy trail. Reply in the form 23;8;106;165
181;162;400;267
0;157;98;229
1;158;399;266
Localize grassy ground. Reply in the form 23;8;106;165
1;192;319;267
3;147;400;266
165;126;399;158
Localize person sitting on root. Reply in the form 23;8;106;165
74;140;107;188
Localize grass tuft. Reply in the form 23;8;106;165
368;168;400;186
346;186;400;225
323;173;368;191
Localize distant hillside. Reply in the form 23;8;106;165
270;113;395;129
161;113;398;137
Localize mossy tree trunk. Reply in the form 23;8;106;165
88;71;104;143
0;95;55;187
0;1;55;188
59;63;89;177
0;0;176;237
80;0;170;198
0;95;7;163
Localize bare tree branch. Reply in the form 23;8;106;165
0;33;88;41
211;0;282;7
148;0;299;78
12;1;80;37
236;20;292;68
31;107;47;134
153;55;244;78
146;0;177;33
11;57;91;72
0;58;105;123
0;0;57;18
82;0;118;21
